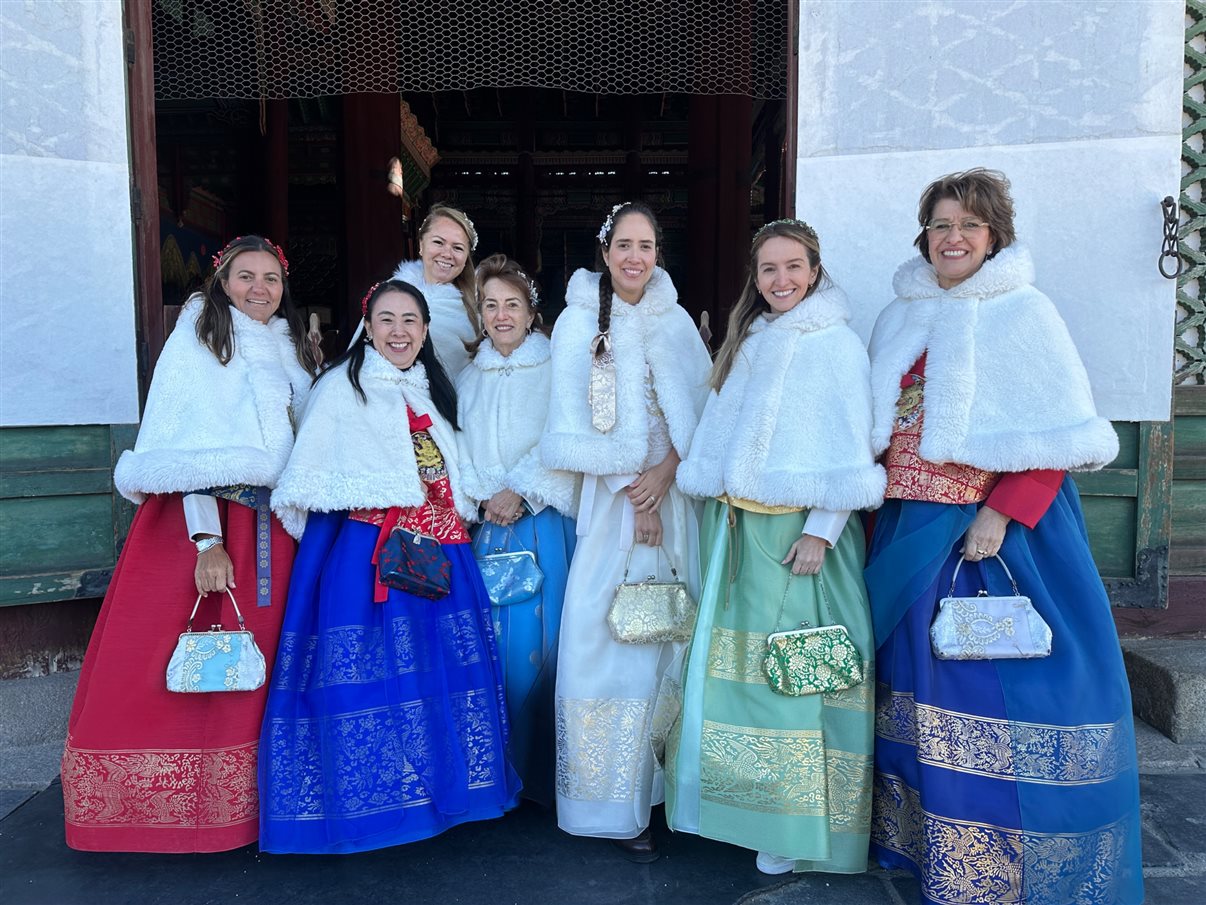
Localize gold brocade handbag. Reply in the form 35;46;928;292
606;546;698;644
763;573;864;697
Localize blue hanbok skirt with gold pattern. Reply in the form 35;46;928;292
259;511;521;854
865;477;1143;904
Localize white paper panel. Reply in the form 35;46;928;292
0;0;139;427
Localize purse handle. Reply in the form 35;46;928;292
186;588;245;633
621;543;680;582
947;554;1021;597
771;571;837;633
474;507;540;559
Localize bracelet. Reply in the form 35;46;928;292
195;536;223;554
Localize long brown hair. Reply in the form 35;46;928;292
710;220;829;391
420;203;481;333
197;235;318;375
594;201;665;337
465;253;543;358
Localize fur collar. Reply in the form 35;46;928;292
748;283;851;336
359;344;431;392
564;266;679;318
114;296;308;503
470;332;551;372
892;244;1035;301
391;258;467;306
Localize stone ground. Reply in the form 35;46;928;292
0;671;1203;905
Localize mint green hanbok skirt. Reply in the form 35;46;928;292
665;499;874;872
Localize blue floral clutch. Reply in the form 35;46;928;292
931;555;1052;660
474;523;544;607
166;590;266;693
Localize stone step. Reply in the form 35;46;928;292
0;670;77;748
1122;639;1206;744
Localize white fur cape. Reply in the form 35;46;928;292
113;296;311;504
270;351;474;539
391;259;476;379
868;245;1118;472
455;333;579;515
540;267;711;476
677;285;886;510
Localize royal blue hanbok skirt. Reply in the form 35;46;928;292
471;509;575;807
865;477;1143;905
259;511;521;854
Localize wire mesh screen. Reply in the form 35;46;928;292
152;0;788;100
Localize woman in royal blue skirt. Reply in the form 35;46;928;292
260;279;520;854
865;169;1142;904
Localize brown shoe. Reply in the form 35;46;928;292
611;827;660;863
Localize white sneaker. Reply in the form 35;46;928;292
755;851;796;875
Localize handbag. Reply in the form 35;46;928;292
378;513;452;600
930;554;1052;660
166;589;266;693
606;546;697;644
763;573;864;697
474;521;545;607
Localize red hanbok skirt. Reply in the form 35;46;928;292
62;493;294;852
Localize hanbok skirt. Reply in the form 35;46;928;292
62;493;293;852
471;509;575;807
258;511;521;854
866;477;1143;905
555;475;700;838
665;500;874;872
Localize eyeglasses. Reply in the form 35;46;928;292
926;219;988;236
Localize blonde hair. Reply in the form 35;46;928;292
710;220;828;391
420;203;480;332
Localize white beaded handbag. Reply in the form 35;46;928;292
930;555;1052;660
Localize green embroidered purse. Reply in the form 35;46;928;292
763;573;863;697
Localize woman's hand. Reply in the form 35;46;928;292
962;506;1010;561
194;539;236;595
783;534;828;576
626;449;680;513
484;489;525;526
634;509;663;547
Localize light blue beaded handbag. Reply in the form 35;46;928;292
474;522;545;607
165;589;266;693
930;555;1052;660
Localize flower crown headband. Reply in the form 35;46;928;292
754;218;818;242
212;236;290;276
423;208;479;252
597;202;630;246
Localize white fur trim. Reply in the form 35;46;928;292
868;246;1119;472
271;351;474;538
539;267;711;475
113;296;310;503
677;285;886;510
455;333;578;515
391;258;476;379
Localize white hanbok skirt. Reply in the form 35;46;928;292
554;473;700;838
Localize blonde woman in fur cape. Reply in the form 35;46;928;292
62;236;317;853
391;203;480;378
456;254;578;807
865;169;1142;905
667;220;884;876
540;202;711;861
259;280;520;854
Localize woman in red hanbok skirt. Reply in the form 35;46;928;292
61;236;317;852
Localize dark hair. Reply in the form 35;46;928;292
466;253;544;357
914;168;1016;263
419;203;481;334
317;280;460;430
197;235;318;375
711;220;830;390
594;201;665;337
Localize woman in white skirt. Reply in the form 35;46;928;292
540;201;711;860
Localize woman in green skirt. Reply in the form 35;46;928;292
667;219;885;875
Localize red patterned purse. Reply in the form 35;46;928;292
377;523;452;600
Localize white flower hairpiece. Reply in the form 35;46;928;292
597;202;629;246
516;267;540;307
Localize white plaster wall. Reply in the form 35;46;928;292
796;0;1184;422
0;0;140;427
